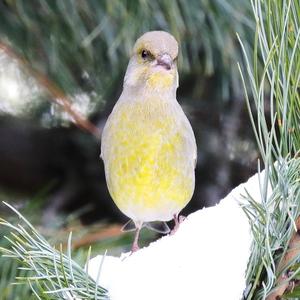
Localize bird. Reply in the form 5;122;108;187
101;31;197;252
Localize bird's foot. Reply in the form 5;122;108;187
130;224;142;253
131;242;140;253
170;215;186;235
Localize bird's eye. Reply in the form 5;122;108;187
141;50;149;59
141;49;154;61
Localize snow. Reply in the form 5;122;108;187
87;171;271;300
0;50;41;116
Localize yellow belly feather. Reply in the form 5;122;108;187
101;98;195;222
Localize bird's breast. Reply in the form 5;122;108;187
101;98;195;221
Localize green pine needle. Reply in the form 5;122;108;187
0;202;109;300
238;0;300;298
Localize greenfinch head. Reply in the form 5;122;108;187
124;31;179;92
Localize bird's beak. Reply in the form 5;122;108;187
156;53;173;70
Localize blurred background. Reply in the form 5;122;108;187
0;0;259;269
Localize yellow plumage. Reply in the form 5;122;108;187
101;31;197;250
101;97;195;222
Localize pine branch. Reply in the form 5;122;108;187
266;216;300;299
0;0;254;108
0;202;108;300
0;41;101;139
238;0;300;298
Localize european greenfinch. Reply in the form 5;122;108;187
101;31;197;251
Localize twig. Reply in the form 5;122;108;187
266;216;300;299
0;41;101;140
71;225;123;249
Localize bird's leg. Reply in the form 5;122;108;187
131;222;142;252
170;214;185;235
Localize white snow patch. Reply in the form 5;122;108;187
87;171;271;300
0;50;42;116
